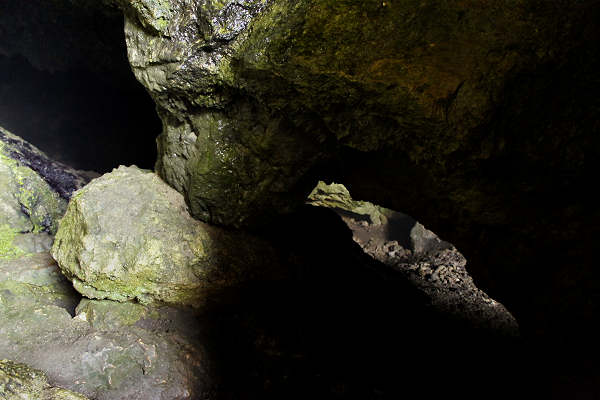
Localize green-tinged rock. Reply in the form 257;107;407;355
0;126;92;240
307;181;390;226
51;165;280;307
0;360;89;400
0;141;65;235
121;0;600;343
0;359;47;400
121;0;590;230
0;251;211;399
75;299;156;330
0;225;25;260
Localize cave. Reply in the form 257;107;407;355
1;1;599;399
0;0;161;173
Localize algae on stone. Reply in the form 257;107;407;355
51;165;280;307
0;360;89;400
0;126;94;242
307;181;391;226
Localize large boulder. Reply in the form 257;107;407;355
120;0;591;228
51;165;280;306
120;0;600;342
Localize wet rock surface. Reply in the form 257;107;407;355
52;165;280;307
1;0;599;398
1;127;94;200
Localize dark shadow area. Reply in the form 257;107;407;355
383;212;417;246
0;0;162;172
199;205;531;399
0;54;160;173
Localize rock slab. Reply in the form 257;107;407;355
0;252;210;400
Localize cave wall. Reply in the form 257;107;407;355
114;0;600;349
2;0;598;356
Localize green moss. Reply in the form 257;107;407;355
125;0;173;33
0;143;66;234
0;225;26;260
307;181;389;225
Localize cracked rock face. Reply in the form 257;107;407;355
51;165;280;307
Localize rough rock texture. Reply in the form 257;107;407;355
0;128;94;260
307;181;392;226
0;359;88;400
123;0;324;227
52;165;280;306
120;0;600;344
0;252;210;400
308;181;519;336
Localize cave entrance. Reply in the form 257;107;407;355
0;0;162;173
305;180;520;336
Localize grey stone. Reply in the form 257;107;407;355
51;165;280;307
0;252;211;400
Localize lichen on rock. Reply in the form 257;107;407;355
0;136;66;235
0;359;89;400
51;165;280;307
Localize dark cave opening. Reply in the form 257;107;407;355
0;1;162;173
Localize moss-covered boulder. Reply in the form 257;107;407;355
0;360;88;400
51;165;279;306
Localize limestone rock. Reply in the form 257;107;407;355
1;128;66;235
119;0;600;343
0;252;210;400
51;165;279;306
119;0;588;230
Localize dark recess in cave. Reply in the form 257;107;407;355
0;1;161;173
